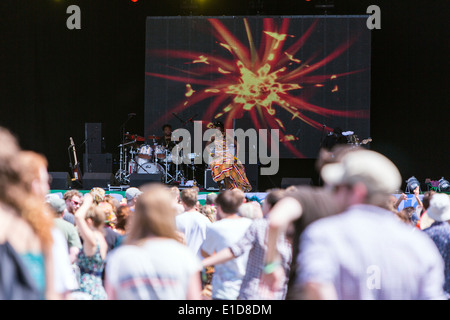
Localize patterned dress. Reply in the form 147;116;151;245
77;243;107;300
210;135;252;192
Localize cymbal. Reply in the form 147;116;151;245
124;134;145;142
147;135;161;140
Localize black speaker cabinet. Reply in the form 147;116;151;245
85;122;102;155
129;173;163;188
82;172;114;190
204;169;219;190
83;153;113;173
281;177;313;189
49;172;71;190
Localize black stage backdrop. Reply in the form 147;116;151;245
0;0;448;190
144;16;371;159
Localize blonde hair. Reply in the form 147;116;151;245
126;184;178;243
90;187;105;204
104;194;119;209
200;204;217;223
180;188;198;208
86;204;106;228
103;194;120;219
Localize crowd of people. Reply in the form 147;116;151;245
0;125;449;300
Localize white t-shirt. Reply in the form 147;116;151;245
176;211;211;259
105;238;201;300
201;217;253;300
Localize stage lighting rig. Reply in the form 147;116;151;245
248;0;265;15
315;0;335;14
180;0;199;15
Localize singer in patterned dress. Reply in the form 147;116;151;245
206;121;252;192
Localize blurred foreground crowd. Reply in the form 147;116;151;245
0;126;449;300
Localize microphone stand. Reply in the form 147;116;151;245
172;112;185;124
319;124;326;149
173;112;198;128
116;113;136;185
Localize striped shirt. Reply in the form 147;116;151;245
230;218;292;300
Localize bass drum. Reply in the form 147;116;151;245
137;161;163;175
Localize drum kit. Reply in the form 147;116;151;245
114;133;201;186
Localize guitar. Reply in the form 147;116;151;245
69;137;82;184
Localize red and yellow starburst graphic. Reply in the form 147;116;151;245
146;18;368;157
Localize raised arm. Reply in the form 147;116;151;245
413;187;423;208
202;220;257;267
202;247;235;267
262;197;302;291
266;197;302;263
394;193;407;209
74;193;97;252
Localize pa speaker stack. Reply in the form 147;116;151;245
82;172;114;190
49;172;71;189
83;122;112;174
129;173;163;188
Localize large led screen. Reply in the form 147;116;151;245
145;16;371;159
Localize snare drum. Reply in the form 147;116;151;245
137;144;153;160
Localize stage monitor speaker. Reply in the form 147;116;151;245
85;122;102;155
49;172;71;190
82;172;114;190
129;173;163;188
83;153;112;173
204;169;219;191
281;177;313;189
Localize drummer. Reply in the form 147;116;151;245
158;124;177;149
157;124;183;150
